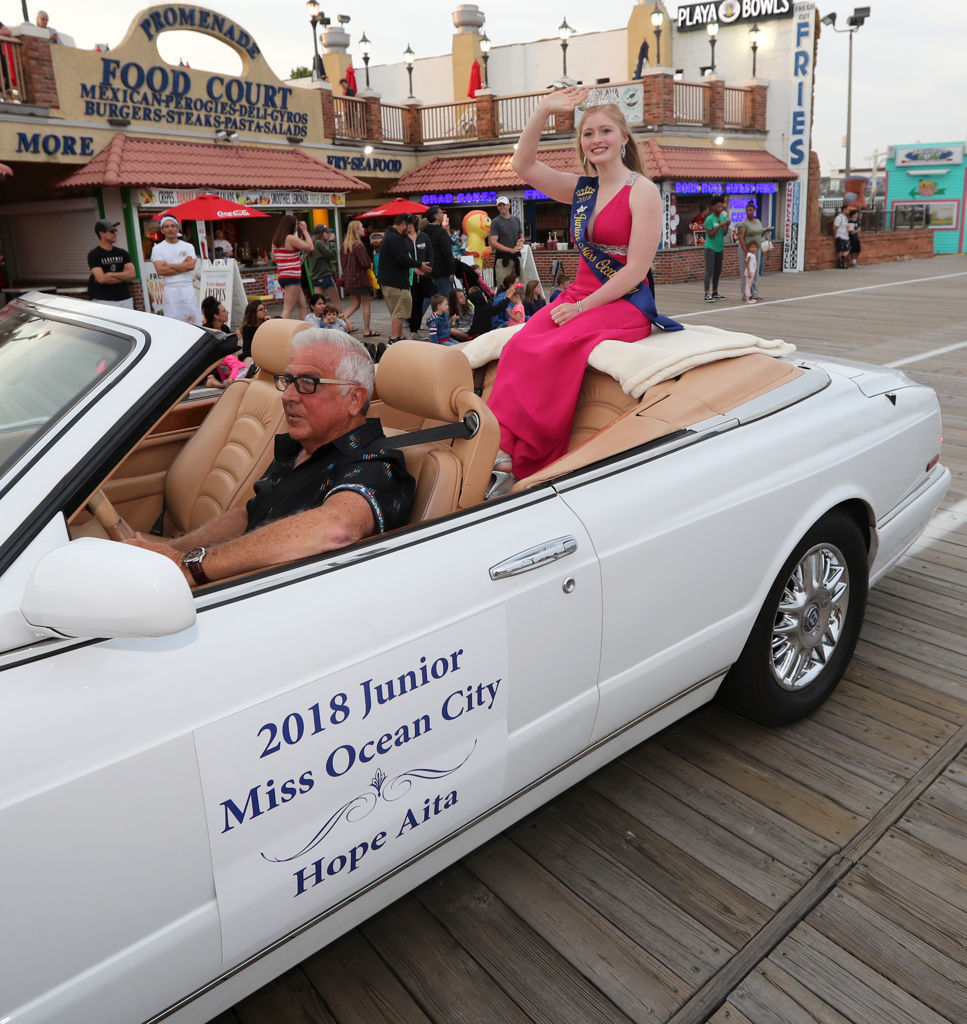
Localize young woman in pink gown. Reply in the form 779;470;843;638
488;87;671;482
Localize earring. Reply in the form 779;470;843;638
621;143;627;159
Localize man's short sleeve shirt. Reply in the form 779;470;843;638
150;239;196;286
491;214;522;250
245;419;415;535
87;245;132;301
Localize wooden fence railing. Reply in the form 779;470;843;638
332;96;368;140
380;104;407;144
0;38;25;103
495;93;554;137
723;87;751;129
421;101;477;143
673;81;710;125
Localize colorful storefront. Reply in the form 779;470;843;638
389;142;797;285
885;142;966;255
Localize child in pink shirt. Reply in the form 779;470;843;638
506;284;526;326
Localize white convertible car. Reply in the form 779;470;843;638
0;293;948;1023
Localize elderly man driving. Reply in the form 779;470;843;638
126;329;414;585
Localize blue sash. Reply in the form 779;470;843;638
571;176;683;331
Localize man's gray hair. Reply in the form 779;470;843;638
293;328;375;412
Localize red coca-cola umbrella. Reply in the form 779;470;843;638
358;197;428;219
467;59;482;98
160;194;271;221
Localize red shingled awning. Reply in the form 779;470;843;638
57;135;368;191
389;142;794;196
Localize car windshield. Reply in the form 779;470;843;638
0;308;132;478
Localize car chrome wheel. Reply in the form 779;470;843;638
770;542;849;691
718;511;868;726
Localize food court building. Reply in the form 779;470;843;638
0;6;389;308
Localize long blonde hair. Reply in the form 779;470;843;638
342;219;364;254
574;104;643;177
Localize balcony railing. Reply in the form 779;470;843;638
723;87;751;129
322;76;761;149
333;96;368;141
421;101;477;144
380;104;406;144
0;37;24;103
673;82;711;126
495;93;554;137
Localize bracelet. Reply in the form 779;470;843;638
576;300;583;313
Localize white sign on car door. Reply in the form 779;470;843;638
194;608;508;959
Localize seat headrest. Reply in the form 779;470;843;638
376;340;473;421
251;319;312;376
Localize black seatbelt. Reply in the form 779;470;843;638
370;412;480;451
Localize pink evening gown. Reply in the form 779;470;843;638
487;180;651;479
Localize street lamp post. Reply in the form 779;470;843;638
558;17;574;80
706;20;718;75
359;31;371;89
651;5;664;67
403;42;415;99
306;1;328;81
480;31;491;89
821;7;870;177
748;22;761;78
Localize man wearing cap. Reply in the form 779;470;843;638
488;196;524;279
307;224;343;317
150;215;202;325
88;220;136;309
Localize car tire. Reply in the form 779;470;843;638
717;510;868;726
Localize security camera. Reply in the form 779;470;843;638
337;14;350;23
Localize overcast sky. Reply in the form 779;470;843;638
51;0;967;175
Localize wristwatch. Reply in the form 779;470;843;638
182;546;209;586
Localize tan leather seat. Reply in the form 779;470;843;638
163;319;309;534
375;341;500;522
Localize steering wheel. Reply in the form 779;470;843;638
86;490;136;542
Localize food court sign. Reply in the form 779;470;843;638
51;6;320;140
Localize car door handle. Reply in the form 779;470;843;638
489;536;578;580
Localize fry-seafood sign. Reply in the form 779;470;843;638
193;610;508;960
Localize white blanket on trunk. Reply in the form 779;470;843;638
460;323;796;399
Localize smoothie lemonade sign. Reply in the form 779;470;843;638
193;609;508;959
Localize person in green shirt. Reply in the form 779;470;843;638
703;196;731;301
307;225;345;321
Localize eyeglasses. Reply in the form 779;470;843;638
274;373;359;395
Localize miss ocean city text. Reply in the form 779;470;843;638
215;644;502;895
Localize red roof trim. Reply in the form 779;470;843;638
389;142;795;194
57;135;368;191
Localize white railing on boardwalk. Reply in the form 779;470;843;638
495;93;554;137
333;96;368;140
380;104;406;144
422;101;477;143
0;38;25;103
673;82;710;125
723;87;751;129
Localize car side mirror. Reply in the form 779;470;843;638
21;538;196;639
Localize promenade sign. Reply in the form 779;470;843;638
43;5;321;145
